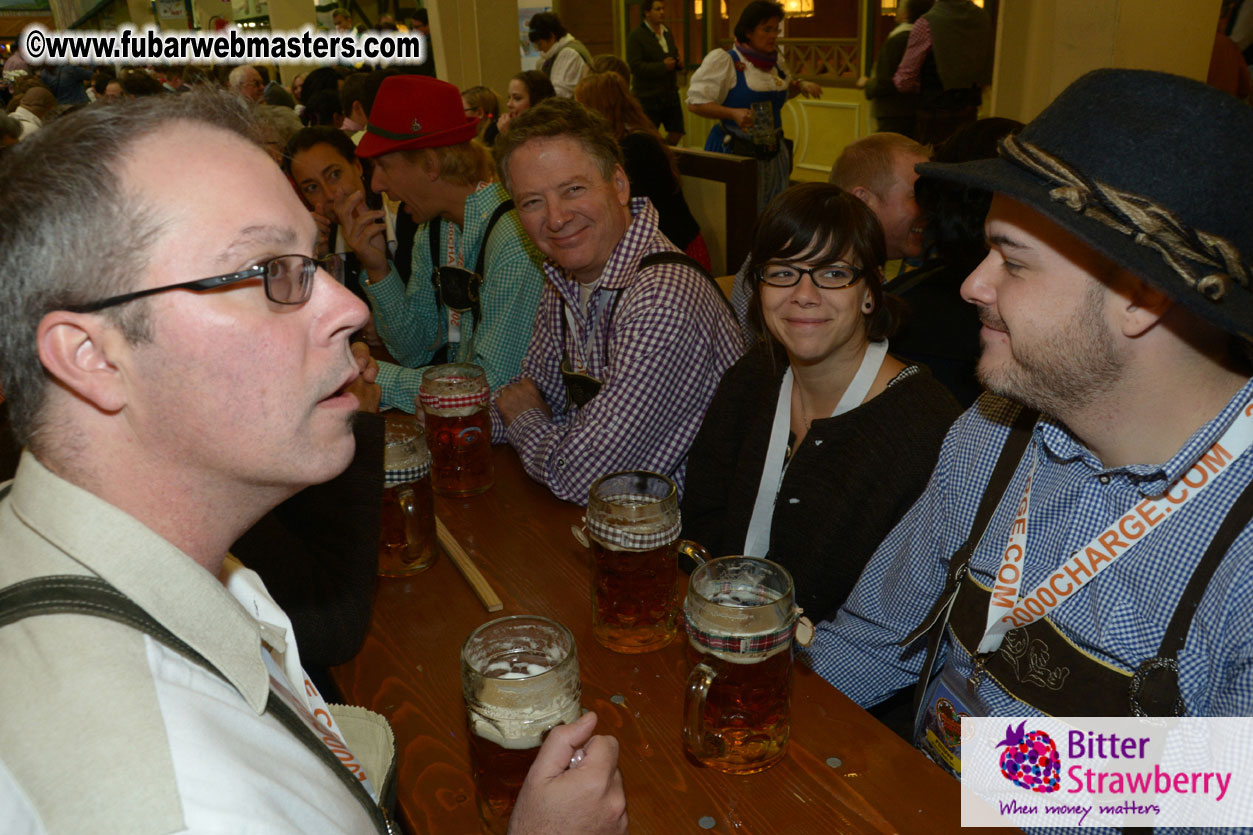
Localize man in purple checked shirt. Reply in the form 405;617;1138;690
490;97;744;505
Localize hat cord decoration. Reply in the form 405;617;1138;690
1000;134;1249;303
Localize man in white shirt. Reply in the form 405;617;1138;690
0;90;626;835
528;11;591;98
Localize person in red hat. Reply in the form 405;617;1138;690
339;75;545;413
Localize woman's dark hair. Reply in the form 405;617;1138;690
512;70;556;108
746;182;903;345
282;125;358;176
527;11;567;43
734;1;785;44
915;117;1024;269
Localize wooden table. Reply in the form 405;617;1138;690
333;446;1010;834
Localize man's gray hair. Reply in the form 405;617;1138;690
0;90;260;449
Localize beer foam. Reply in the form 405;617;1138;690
469;700;582;749
427;404;481;418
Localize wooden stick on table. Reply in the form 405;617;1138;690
435;515;503;612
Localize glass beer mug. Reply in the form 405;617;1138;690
683;557;798;774
584;471;709;654
461;616;582;835
418;363;494;497
378;413;436;577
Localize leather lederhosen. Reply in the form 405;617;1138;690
910;407;1253;720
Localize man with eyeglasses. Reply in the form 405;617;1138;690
228;64;265;104
0;92;626;834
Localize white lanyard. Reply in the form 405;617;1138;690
743;340;888;557
977;399;1253;653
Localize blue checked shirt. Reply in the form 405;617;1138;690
361;183;545;412
490;198;745;505
802;380;1253;721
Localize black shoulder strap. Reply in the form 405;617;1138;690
427;215;441;288
475;198;516;277
0;573;391;834
906;406;1038;722
636;250;738;320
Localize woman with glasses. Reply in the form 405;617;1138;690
680;183;961;622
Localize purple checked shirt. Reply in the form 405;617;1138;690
490;198;745;505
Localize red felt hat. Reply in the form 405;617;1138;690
356;75;478;159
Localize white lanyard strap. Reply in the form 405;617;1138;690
743;340;888;557
977;399;1253;653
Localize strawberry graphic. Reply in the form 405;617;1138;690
996;721;1061;793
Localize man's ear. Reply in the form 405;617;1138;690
851;185;875;208
1117;274;1172;339
35;311;131;413
612;164;630;206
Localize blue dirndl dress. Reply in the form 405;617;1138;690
703;46;792;213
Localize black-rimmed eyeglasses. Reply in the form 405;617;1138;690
757;262;864;290
62;254;342;314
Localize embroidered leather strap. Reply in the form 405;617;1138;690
906;407;1038;724
944;436;1253;719
0;573;396;835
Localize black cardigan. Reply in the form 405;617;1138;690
620;130;700;250
680;342;962;622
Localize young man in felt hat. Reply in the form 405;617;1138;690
490;98;743;505
803;69;1253;760
340;75;545;411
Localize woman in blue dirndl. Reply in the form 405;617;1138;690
686;0;822;213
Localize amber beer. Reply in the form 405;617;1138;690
424;408;492;495
684;628;793;773
419;363;494;497
590;538;678;653
586;471;705;654
379;413;436;576
378;479;435;576
683;557;797;774
461;617;581;835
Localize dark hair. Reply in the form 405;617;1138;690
0;91;259;447
904;0;934;23
92;68;116;95
512;70;556;108
300;66;344;108
411;8;428;25
496;97;624;194
528;11;567;43
303;88;344;127
734;1;784;44
120;70;164;98
914;117;1023;269
746;183;903;345
282;125;358;176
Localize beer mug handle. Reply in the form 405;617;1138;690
398;485;418;547
683;662;717;754
675;539;710;566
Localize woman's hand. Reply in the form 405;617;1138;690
730;107;753;130
793;80;822;99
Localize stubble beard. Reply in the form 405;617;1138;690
975;283;1124;419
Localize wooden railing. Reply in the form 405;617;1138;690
717;37;861;82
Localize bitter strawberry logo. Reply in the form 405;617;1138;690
996;721;1061;793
